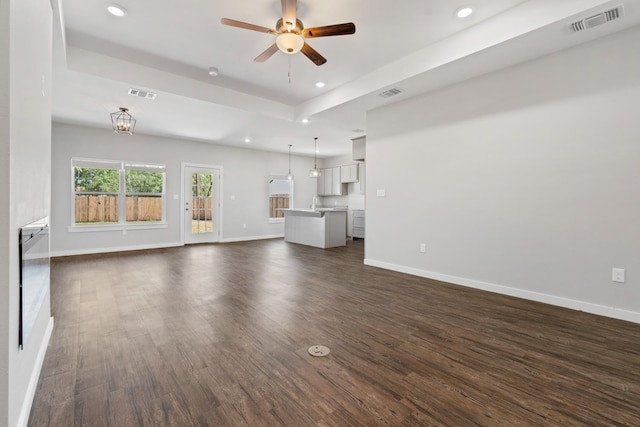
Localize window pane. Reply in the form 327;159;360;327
192;173;213;197
126;170;163;194
269;178;291;219
126;195;162;223
191;173;214;234
74;194;118;224
74;167;119;193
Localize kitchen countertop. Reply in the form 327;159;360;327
279;208;348;217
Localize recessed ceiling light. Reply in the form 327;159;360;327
106;4;127;17
208;67;219;77
456;7;473;18
315;81;326;88
244;137;251;143
301;118;310;124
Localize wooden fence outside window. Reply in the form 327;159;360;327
269;194;290;218
76;195;289;223
75;195;164;223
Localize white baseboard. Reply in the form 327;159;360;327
17;316;54;427
50;241;183;258
51;237;286;257
364;258;640;324
221;234;284;243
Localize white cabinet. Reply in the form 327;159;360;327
352;136;365;161
317;167;344;196
340;164;359;183
358;163;365;195
352;210;365;239
332;167;343;195
317;168;331;195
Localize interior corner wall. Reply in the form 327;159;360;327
2;1;53;426
365;25;640;323
51;123;319;255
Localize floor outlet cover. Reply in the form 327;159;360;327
308;345;330;357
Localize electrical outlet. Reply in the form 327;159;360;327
419;243;426;253
612;268;625;283
376;189;386;197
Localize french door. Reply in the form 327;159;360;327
183;165;221;244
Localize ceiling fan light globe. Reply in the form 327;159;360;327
276;33;304;54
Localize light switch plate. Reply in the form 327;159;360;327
376;189;386;197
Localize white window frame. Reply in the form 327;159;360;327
268;174;293;224
69;158;168;232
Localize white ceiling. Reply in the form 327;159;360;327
52;0;640;157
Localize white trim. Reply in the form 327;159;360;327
17;317;54;427
51;241;183;258
221;234;284;243
364;258;640;325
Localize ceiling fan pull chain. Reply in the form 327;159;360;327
288;56;292;84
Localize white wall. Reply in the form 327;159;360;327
0;1;9;423
1;0;53;426
51;123;319;255
366;26;640;323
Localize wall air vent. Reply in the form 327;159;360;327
128;88;157;100
568;5;623;33
379;88;402;98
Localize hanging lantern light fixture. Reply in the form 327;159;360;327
287;144;294;180
110;107;136;135
309;137;320;178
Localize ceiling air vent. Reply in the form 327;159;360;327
568;5;623;33
128;88;157;100
379;88;402;98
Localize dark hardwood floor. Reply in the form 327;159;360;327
29;239;640;426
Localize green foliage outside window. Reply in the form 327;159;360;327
192;173;213;197
126;170;163;193
74;168;119;193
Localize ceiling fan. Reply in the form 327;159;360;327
220;0;356;66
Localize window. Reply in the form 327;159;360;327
72;158;166;229
269;176;292;222
125;164;165;223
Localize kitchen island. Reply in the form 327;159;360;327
282;209;347;248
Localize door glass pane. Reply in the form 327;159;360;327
191;173;214;234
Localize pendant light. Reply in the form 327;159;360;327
110;107;136;134
287;144;294;180
309;137;320;178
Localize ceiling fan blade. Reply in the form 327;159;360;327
302;23;356;38
281;0;297;29
254;43;279;63
301;43;327;66
220;18;276;34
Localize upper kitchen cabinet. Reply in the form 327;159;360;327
352;136;365;161
340;164;359;183
332;167;344;195
317;167;346;196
